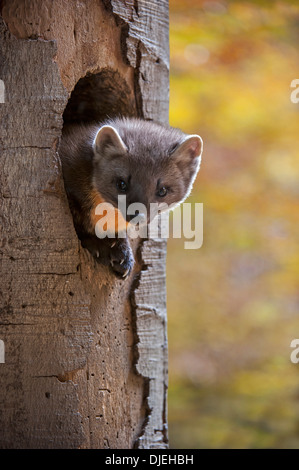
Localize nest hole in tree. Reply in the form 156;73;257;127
63;68;137;126
59;68;138;259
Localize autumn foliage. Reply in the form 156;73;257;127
167;0;299;448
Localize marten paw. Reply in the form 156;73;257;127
79;235;134;278
109;239;134;279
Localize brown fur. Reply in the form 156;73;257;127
59;118;202;277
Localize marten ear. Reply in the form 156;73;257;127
170;134;203;168
93;125;127;160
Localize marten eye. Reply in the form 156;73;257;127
116;179;128;192
157;186;167;197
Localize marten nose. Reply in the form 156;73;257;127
126;211;146;224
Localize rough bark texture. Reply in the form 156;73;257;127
0;0;169;449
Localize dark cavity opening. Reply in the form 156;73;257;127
63;68;137;126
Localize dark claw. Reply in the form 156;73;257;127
110;240;134;278
80;234;134;278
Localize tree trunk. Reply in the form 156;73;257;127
0;0;169;449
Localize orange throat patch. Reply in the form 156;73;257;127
89;189;128;236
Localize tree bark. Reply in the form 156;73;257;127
0;0;169;449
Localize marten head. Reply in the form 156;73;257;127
92;118;203;224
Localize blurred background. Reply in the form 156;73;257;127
167;0;299;448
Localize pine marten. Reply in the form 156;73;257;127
59;118;203;278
